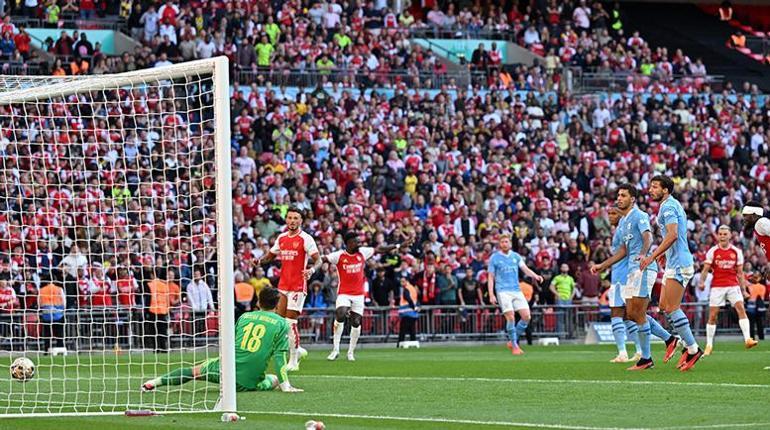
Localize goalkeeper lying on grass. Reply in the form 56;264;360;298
142;287;303;393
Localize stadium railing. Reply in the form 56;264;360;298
571;68;726;93
0;302;761;351
10;16;126;31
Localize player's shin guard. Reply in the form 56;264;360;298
506;320;518;347
611;317;627;354
638;321;652;360
287;318;299;365
706;324;717;347
739;318;751;341
349;326;361;353
624;320;641;355
647;315;672;341
669;309;698;353
159;367;194;386
332;320;344;352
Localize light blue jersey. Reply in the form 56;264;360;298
488;251;524;293
656;196;694;269
610;227;629;285
623;205;658;273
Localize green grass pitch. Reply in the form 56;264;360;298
1;342;769;430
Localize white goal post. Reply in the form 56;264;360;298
0;57;235;415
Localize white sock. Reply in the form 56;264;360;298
332;320;344;352
286;318;298;364
687;344;699;354
706;324;716;347
739;318;751;341
349;326;361;354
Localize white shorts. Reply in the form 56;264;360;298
279;290;306;312
663;266;695;288
336;294;365;315
709;286;744;307
497;291;529;313
608;283;626;307
622;269;656;299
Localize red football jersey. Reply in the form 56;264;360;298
704;245;743;288
755;218;770;260
269;231;319;293
326;247;375;296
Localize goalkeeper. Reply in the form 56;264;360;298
142;287;302;393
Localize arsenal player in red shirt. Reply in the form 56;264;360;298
698;225;757;355
743;202;770;262
256;207;322;371
323;232;411;362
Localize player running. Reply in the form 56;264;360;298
592;186;676;369
142;287;303;393
324;232;410;361
640;175;703;371
487;234;543;355
256;207;322;372
698;225;757;355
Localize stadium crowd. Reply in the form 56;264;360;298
0;0;768;347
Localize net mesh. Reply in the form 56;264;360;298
0;63;227;414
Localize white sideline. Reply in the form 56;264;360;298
241;411;770;430
296;374;770;389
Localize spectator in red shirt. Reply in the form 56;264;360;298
13;25;31;60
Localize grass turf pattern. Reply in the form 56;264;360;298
1;342;768;430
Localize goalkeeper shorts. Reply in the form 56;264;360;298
198;358;275;392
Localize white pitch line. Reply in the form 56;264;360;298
241;410;646;430
242;411;770;430
296;374;770;389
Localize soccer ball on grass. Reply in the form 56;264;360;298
10;357;35;382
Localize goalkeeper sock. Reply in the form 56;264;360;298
286;318;298;365
349;326;361;354
332;320;344;352
159;367;195;386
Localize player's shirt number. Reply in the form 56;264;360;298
240;322;267;352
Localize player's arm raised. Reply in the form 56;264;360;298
641;223;677;270
590;243;626;274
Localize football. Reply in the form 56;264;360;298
10;357;35;382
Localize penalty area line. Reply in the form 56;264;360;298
297;374;770;389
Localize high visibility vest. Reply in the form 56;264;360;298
235;282;255;303
520;282;534;302
148;279;178;315
399;282;419;316
39;284;65;322
611;10;622;31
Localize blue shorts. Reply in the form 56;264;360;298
609;283;625;307
623;269;655;299
663;266;695;288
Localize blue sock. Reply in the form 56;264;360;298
625;320;641;354
515;320;528;337
647;315;672;342
611;317;627;354
638;321;652;359
669;309;697;348
506;320;518;346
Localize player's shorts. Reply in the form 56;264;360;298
198;358;276;392
497;291;529;313
709;286;744;307
336;294;365;315
279;290;306;312
622;269;655;299
608;282;625;307
663;265;695;288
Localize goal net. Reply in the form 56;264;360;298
0;57;235;416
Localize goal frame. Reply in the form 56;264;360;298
0;56;236;415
